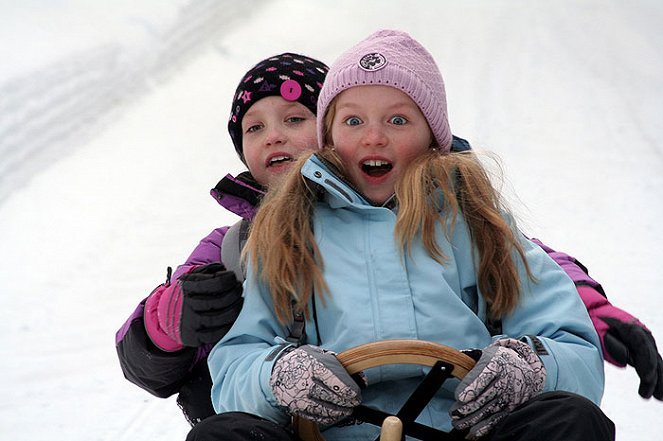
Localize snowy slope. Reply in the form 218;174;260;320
1;1;661;440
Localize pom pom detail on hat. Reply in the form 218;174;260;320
227;53;329;162
317;30;452;152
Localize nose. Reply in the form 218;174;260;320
361;124;387;147
264;126;286;147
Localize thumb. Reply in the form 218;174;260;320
629;331;659;399
599;316;633;366
603;332;630;366
602;317;659;398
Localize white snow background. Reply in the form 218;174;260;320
1;1;661;439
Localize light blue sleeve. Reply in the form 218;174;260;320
207;261;293;424
501;237;605;404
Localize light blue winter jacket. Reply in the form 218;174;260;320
208;154;604;441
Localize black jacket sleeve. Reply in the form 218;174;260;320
115;300;197;398
115;300;216;425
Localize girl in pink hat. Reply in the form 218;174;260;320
206;30;616;441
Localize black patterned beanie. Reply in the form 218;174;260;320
227;53;329;163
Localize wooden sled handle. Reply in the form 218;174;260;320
380;416;404;441
294;339;477;441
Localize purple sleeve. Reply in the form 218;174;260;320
116;226;229;346
114;227;228;397
115;299;147;345
171;227;229;280
529;238;603;292
531;238;642;366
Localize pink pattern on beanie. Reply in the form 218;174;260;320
317;29;452;152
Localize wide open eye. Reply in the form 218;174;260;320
389;116;407;125
344;116;363;126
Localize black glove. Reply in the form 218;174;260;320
600;316;663;400
175;263;244;347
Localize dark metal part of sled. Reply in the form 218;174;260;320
294;339;476;441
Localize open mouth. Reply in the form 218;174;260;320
267;155;293;167
361;159;393;177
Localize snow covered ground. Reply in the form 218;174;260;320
1;1;661;439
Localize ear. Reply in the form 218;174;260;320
428;131;437;149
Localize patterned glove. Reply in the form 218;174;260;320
270;345;362;425
450;338;546;439
600;316;663;400
144;263;244;350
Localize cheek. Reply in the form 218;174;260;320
242;142;262;169
403;136;432;160
292;123;319;151
295;133;318;152
329;127;355;152
334;147;357;172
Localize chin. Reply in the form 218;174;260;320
367;194;390;206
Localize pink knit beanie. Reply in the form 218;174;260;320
317;29;452;152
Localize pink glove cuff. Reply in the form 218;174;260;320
577;285;643;366
144;284;184;352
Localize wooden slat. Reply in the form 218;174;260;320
337;339;476;378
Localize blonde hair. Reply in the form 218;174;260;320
244;144;533;324
396;149;533;317
243;152;328;323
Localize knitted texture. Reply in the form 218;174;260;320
317;29;452;151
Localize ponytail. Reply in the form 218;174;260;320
396;150;533;318
243;152;328;323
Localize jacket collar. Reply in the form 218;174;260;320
210;172;265;219
301;154;397;210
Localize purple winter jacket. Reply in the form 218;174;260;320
115;172;264;425
115;170;630;426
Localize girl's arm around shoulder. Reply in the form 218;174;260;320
171;227;230;279
502;238;605;405
115;227;229;394
530;238;657;370
207;261;292;425
529;238;603;293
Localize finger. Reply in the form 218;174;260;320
308;348;362;398
456;368;500;403
298;399;353;425
181;273;239;293
451;395;502;430
193;299;244;325
603;332;629;366
451;384;499;419
455;346;506;404
630;333;658;398
194;325;233;343
187;291;243;311
467;410;509;439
